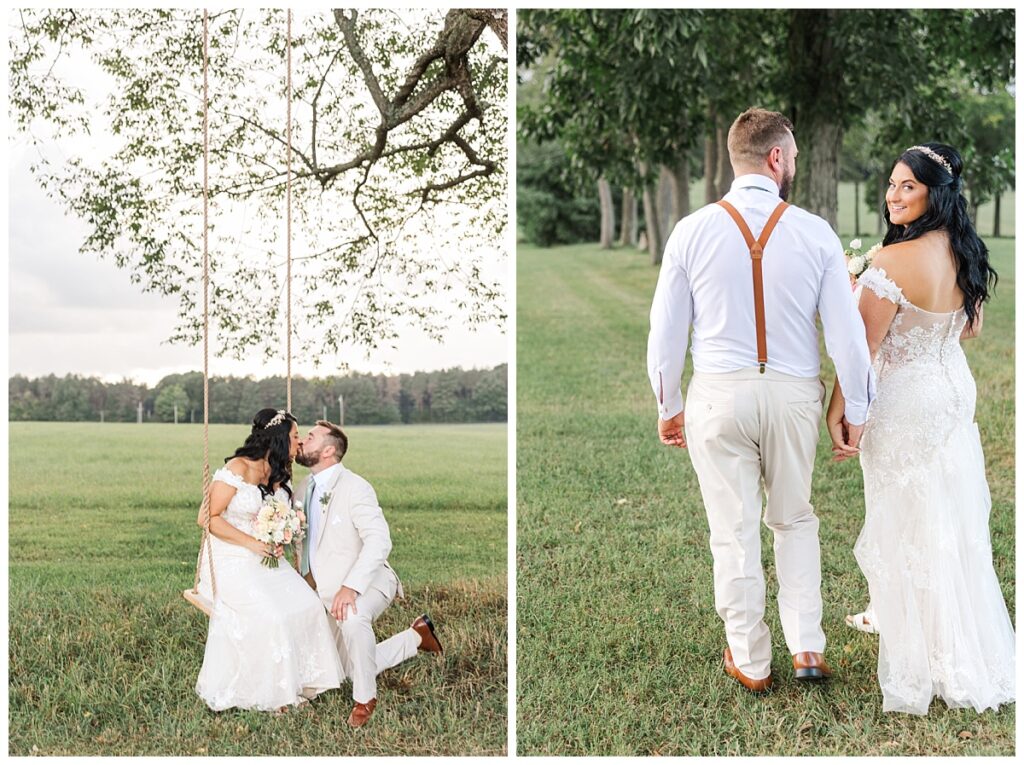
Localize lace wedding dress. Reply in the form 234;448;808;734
195;468;344;711
854;267;1015;715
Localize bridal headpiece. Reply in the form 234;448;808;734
906;145;953;176
263;410;288;429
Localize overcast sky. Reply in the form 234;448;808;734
7;11;508;388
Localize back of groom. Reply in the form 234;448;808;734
647;107;874;692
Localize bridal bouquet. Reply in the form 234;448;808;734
844;238;882;280
253;496;306;568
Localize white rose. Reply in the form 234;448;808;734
847;255;866;275
850;238;862;249
864;242;882;261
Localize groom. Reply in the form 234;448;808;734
647;107;874;692
294;420;442;727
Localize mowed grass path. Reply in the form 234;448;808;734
10;422;507;756
516;239;1014;755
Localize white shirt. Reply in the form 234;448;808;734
306;461;341;579
647;174;875;424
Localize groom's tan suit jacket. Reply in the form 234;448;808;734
294;465;404;604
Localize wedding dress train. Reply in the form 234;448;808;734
195;468;344;711
854;267;1015;715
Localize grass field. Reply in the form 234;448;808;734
516;238;1014;756
9;422;507;756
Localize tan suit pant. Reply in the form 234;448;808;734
305;570;420;703
685;367;826;680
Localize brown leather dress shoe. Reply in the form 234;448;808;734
792;651;832;681
347;698;377;728
412;614;443;654
723;648;773;693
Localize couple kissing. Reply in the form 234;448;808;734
194;410;443;726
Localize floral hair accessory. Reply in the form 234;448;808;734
263;410;288;429
906;145;953;176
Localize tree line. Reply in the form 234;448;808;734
9;366;508;425
517;9;1014;259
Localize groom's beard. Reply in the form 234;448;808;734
779;169;794;201
295;448;321;468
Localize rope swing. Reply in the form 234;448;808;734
184;8;294;616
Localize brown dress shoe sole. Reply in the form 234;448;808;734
792;651;832;682
794;666;828;681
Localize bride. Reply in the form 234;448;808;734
195;408;344;712
827;143;1015;715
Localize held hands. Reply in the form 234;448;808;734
658;412;686;448
331;586;359;621
827;409;863;462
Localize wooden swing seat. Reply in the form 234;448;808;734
183;587;213;616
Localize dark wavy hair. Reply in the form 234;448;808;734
225;408;296;499
882;142;996;327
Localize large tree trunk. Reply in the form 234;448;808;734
796;118;842;228
618;187;634;245
704;107;718;204
639;161;663;265
658;165;675;245
853;179;860;236
876;174;887;235
620;187;637;246
674;159;691;221
713;115;733;199
787;10;843;229
993;192;1001;237
598;176;615;249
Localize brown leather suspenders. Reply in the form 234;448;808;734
715;199;789;374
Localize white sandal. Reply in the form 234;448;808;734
844;609;878;634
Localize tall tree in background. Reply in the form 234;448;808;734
10;8;508;363
519;8;1014;251
519;9;712;264
781;9;1013;227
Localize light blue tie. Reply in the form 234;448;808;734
300;478;315;576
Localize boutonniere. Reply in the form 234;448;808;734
319;492;332;509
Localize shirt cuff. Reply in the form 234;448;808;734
843;367;876;426
659;391;684;420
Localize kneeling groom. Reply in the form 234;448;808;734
295;420;442;727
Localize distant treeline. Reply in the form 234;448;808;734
9;366;507;425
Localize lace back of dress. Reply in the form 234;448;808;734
856;267;966;370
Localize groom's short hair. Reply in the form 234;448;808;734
728;108;795;167
316;420;348;461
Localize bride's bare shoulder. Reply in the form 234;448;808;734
873;238;919;262
224;456;256;481
872;235;944;279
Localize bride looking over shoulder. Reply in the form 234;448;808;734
828;143;1014;716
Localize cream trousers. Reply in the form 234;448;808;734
685;367;826;680
313;570;421;704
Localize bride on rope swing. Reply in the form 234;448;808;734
194;410;345;713
187;10;342;714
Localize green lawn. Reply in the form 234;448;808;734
9;422;507;755
516;238;1014;755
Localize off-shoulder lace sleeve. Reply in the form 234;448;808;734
858;266;907;306
212;467;246;490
